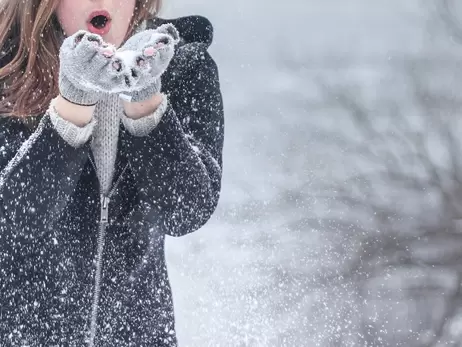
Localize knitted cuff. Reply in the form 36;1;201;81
59;74;100;106
48;97;96;148
120;93;168;137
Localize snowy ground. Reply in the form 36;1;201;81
160;1;462;346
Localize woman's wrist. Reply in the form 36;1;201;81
122;93;164;120
54;94;95;127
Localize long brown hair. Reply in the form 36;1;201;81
0;0;161;119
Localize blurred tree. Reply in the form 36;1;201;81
305;2;462;345
438;0;462;44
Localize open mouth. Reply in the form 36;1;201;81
91;15;110;29
87;10;112;35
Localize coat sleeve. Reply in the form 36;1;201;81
120;43;224;237
0;114;92;231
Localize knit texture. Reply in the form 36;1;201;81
58;31;118;105
90;94;120;194
49;94;166;195
48;98;96;147
59;75;101;106
117;24;179;102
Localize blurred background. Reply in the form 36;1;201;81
162;1;462;346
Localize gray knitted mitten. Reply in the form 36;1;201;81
117;24;179;102
59;30;125;105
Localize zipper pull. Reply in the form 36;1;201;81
100;195;110;224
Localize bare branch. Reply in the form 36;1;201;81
438;0;462;45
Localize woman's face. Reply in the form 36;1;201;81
55;0;137;47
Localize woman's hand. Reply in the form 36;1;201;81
117;23;179;103
58;31;120;105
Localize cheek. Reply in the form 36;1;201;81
120;0;137;25
111;0;137;43
55;3;79;36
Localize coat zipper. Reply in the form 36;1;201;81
87;155;129;346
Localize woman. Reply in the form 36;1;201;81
0;0;224;345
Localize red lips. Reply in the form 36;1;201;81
87;10;112;36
